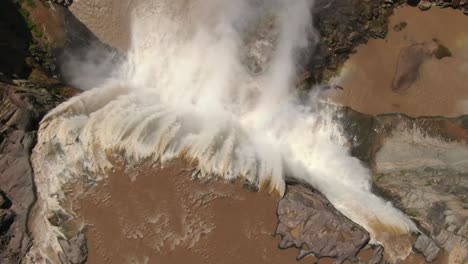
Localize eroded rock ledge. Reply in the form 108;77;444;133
0;80;70;263
276;185;375;264
339;108;468;263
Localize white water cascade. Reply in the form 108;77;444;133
28;0;416;262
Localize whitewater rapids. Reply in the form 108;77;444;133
28;0;417;262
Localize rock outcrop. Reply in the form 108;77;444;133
0;79;68;263
308;0;402;84
338;108;468;263
276;185;375;264
417;0;468;14
0;78;81;263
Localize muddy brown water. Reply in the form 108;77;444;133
329;6;468;117
72;160;309;264
68;0;134;51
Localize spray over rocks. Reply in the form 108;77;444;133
28;0;417;262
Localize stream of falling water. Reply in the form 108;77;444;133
28;0;416;263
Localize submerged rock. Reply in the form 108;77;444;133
276;185;370;263
0;83;54;262
392;41;439;92
392;40;452;92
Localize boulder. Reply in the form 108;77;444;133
276;185;370;263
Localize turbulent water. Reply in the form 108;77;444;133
29;0;417;262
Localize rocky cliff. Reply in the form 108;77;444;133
0;79;70;263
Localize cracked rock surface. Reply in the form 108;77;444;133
276;185;372;264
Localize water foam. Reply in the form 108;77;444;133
28;0;416;262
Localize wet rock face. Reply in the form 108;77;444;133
0;81;67;263
276;185;371;263
0;1;34;78
0;85;40;262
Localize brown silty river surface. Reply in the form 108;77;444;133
70;160;308;264
329;6;468;117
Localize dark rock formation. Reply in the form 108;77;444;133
306;0;404;85
276;185;371;264
0;1;34;78
6;0;122;89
